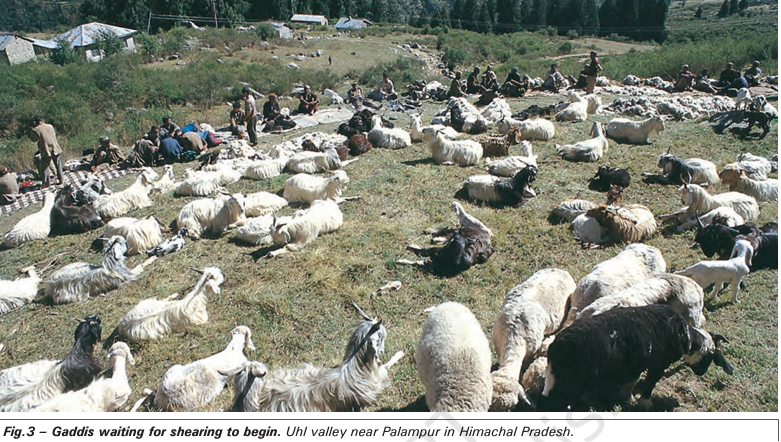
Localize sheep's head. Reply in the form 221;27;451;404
678;182;701;207
103;235;129;260
718;167;741;185
344;319;387;366
73;315;102;346
331;170;350;185
219;189;246;218
683;328;734;376
606;185;624;206
270;214;291;245
190;266;225;295
107;342;135;366
652;115;666;132
163;165;175;179
656;151;675;170
231;325;256;352
490;372;531;411
694;223;740;258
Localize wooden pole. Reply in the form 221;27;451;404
212;0;218;28
147;11;152;34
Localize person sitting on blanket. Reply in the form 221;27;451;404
0;165;18;206
262;94;297;133
91;136;125;172
298;85;319;115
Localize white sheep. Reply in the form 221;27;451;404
267;199;342;257
34;342;135;412
752;95;778;117
583;93;602;114
367;115;412;149
93;168;158;219
480;97;513;124
151;165;178;194
555;95;588;122
409;113;459;143
285;148;346;174
678;182;759;222
174;168;241;197
719;167;778;203
417;302;492;412
735;88;752;110
1;192;55;250
578;273;705;328
101;215;163;256
675;239;753;303
729;153;773;181
491;269;577;411
555;121;609;162
496;118;555;141
154;326;254;411
606;115;665;144
243;151;289;181
424;127;483;166
671;206;745;233
176;190;246;240
236;214;292;246
245;191;288;217
486;141;537;176
116;267;223;342
550;199;597;223
562;244;667;328
283;170;355;204
0;267;40;315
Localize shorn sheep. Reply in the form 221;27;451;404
116;267;223;342
0;315;103;412
417;302;492;412
542;305;733;411
561;244;666;328
36;236;154;305
229;305;404;412
154;326;254;411
485;141;537;177
267;199;343;257
93;168;158;219
491;269;577;411
496;118;555;141
463;165;537;207
35;342;135;412
424;127;483;166
675;239;753;303
1;192;55;250
283;170;356;204
243;153;289;181
0;266;40;315
678;182;760;222
409;113;459;142
176;190;247;240
100;215;163;256
581;203;658;247
236;214;291;246
718;168;778;203
245;191;288;217
642;152;720;186
556;122;609;162
368;115;412;149
606;115;665;144
577;273;705;328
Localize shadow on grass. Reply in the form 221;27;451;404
249;245;279;260
401;158;436;167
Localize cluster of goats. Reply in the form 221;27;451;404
0;82;777;412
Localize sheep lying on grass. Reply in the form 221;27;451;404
176;190;246;240
267;200;343;257
175;167;242;197
642;152;719;186
719;167;778;203
606;115;665;144
409;113;459;143
556;122;609;162
236;215;292;246
1;192;55;250
424;127;483;166
678;182;759;222
93;168;158;219
463;165;537;207
100;215;163;256
245;191;288;217
496;118;555;141
0;267;40;315
283;170;358;204
368;115;412;149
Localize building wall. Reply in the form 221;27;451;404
4;38;36;65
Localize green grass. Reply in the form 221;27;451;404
0;90;776;412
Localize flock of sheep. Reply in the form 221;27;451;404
0;81;777;412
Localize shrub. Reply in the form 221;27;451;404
558;42;574;55
50;37;80;66
136;33;163;58
442;47;466;70
94;29;124;57
257;23;276;40
566;29;579;39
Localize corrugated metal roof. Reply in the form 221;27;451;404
56;22;138;47
290;14;327;23
0;34;34;51
28;37;58;49
335;17;372;29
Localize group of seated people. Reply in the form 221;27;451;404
446;63;569;99
126;116;223;167
675;60;763;95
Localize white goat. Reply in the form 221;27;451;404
236;214;292;246
562;244;667;328
154;326;254;411
367;115;412;149
286;148;347;174
0;267;40;315
491;269;577;411
752;95;778;117
496;118;555;141
151;165;178;194
728;153;773;181
578;273;705;328
719;168;778;203
267;199;342;257
417;302;492;412
678;182;760;222
101;215;163;256
409;113;459;143
176;190;246;240
735;88;752;110
672;206;745;233
425;127;483;166
245;191;288;217
606;115;665;144
556;122;608;162
1;192;55;249
93;168;158;219
34;342;135;412
555;94;588;122
583;93;602;114
174;167;241;197
243;152;289;181
486;141;537;176
675;240;753;303
116;267;223;342
283;170;355;204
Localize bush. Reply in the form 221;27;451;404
136;33;163;58
566;29;579;39
557;42;574;55
50;38;80;66
94;29;124;57
442;47;466;70
256;23;276;40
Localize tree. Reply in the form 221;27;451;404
450;0;465;29
729;0;738;14
94;29;124;57
51;37;80;66
717;0;729;17
694;5;702;18
738;0;747;9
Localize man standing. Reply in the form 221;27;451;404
242;87;258;146
585;51;602;95
30;116;64;188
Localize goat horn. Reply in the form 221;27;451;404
712;334;730;347
350;299;373;321
73;317;85;323
666;145;671;155
97;237;111;241
695;211;705;229
685;170;692;185
189;267;205;274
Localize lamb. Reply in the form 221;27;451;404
667;206;745;233
485;141;538;177
751;95;778;117
678;182;760;222
267;199;342;257
50;185;104;236
695;222;777;270
367;115;412;149
719;168;778;203
409;113;459;143
174;167;241;197
496;117;556;141
154;326;254;411
397;202;494;276
0;316;103;412
283;170;355;204
606;115;665;144
0;267;40;315
424;127;483;166
286;148;348;174
735;87;752;110
176;190;247;240
151;165;178;194
491;269;577;411
229;306;404;412
642;151;719;186
463;166;537;207
36;236;153;305
542;305;733;411
416;302;492;412
588;166;631;192
100;215;163;256
245;191;288;217
561;244;666;328
556;122;608;162
578;273;705;328
554;95;588;122
147;227;187;257
93;168;158;219
34;342;134;412
116;267;222;342
675;239;753;303
1;192;55;250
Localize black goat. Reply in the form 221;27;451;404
512;104;557;121
695;222;778;270
61;315;104;392
493;166;538;207
542;305;732;412
50;185;105;236
642;153;695;185
588;166;631;192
